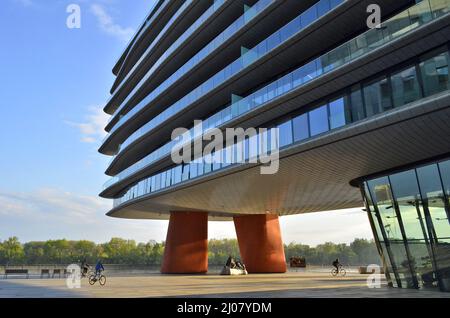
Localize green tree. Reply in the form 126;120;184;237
350;238;380;265
73;240;97;263
102;238;139;264
1;237;24;265
23;242;46;264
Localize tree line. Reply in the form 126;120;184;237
0;237;380;266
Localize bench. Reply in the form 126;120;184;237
52;269;62;278
4;269;29;279
40;269;50;278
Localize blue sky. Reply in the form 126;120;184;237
0;0;373;245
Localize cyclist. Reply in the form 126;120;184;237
95;260;104;278
81;258;90;277
332;258;341;272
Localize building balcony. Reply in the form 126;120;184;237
100;0;450;197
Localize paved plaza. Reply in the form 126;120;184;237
1;272;449;298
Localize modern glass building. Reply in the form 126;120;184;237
361;159;450;291
99;0;450;291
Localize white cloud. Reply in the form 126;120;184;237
90;4;135;43
0;188;168;243
66;105;109;144
0;190;372;245
280;208;373;246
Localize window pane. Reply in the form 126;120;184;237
166;170;172;186
420;51;450;97
364;182;397;287
278;120;293;147
190;162;198;179
417;163;450;291
349;86;366;122
439;160;450;199
390;170;436;288
416;164;449;241
363;76;392;116
174;166;182;183
368;177;415;288
391;66;422;107
329;97;347;129
309;105;329;136
293;113;309;142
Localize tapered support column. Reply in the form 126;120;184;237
233;214;286;273
161;211;208;274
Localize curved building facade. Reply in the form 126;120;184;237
99;0;450;290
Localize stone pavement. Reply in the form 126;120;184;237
0;272;449;298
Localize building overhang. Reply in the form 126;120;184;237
106;92;450;220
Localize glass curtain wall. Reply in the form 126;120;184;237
105;45;450;190
362;159;450;292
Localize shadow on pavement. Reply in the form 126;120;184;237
0;279;86;298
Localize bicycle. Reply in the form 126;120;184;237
81;266;94;279
331;265;346;277
89;271;106;286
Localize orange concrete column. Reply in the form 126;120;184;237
161;211;208;274
233;214;287;273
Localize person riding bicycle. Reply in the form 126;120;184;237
332;258;341;271
95;260;104;277
81;258;90;277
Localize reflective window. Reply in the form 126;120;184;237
364;183;397;287
363;76;392;116
204;154;212;173
182;164;190;181
368;177;414;288
328;97;348;129
292;113;309;142
197;162;204;177
309;104;329;136
349;86;366;122
390;170;435;288
165;170;172;187
364;159;450;292
417;164;450;290
420;51;450;97
278;120;293;147
439;160;450;200
416;165;449;241
173;165;182;184
391;66;422;107
160;172;166;189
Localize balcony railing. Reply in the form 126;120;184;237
106;0;450;202
114;0;169;78
104;0;344;167
104;0;274;137
109;0;227;107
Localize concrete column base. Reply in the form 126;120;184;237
161;211;208;274
233;214;287;273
